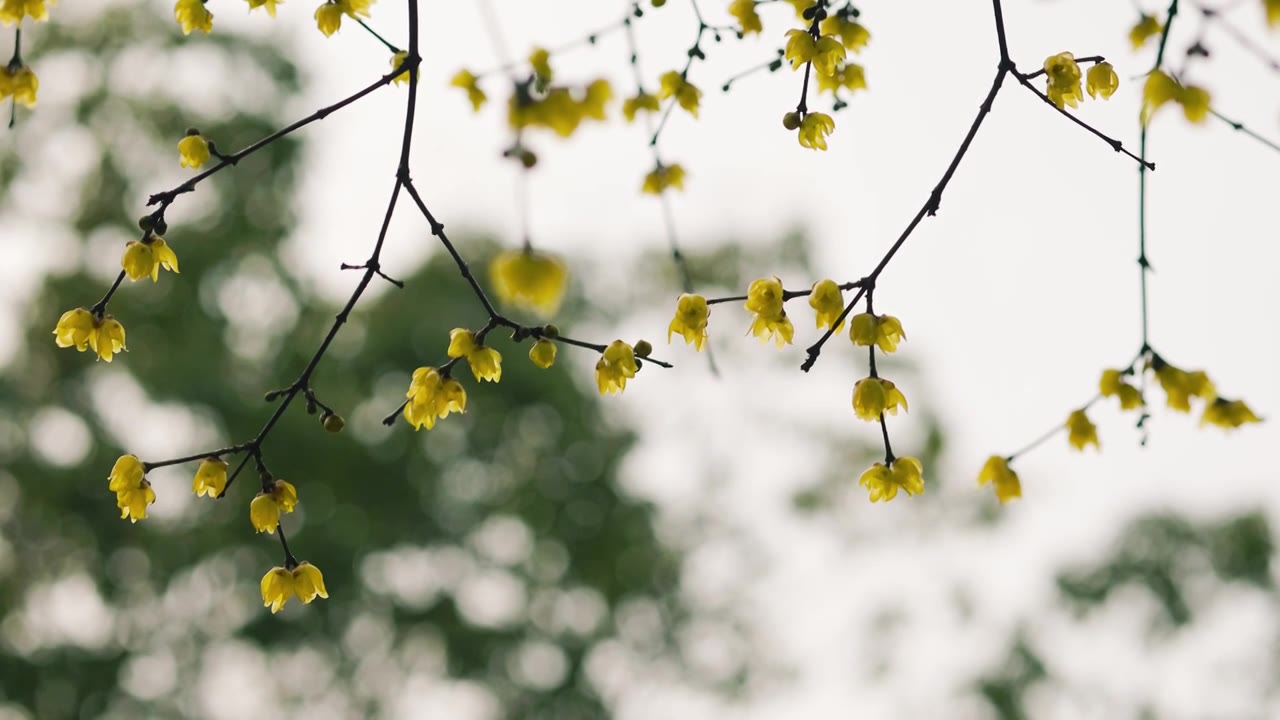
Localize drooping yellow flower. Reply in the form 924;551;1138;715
812;36;846;77
1201;397;1261;430
728;0;762;34
745;276;794;347
784;29;817;69
622;91;661;122
859;457;925;503
808;280;845;332
820;13;870;52
121;238;180;282
816;62;866;95
291;561;329;605
489;248;568;318
978;456;1022;503
108;454;146;494
1129;14;1163;49
529;338;557;369
852;378;908;421
54;308;96;352
343;0;373;17
245;0;281;16
529;47;553;87
1086;62;1119;100
595;340;638;395
1099;369;1143;410
390;50;414;85
668;293;710;350
657;71;701;117
642;163;686;194
1267;0;1280;27
192;457;228;498
3;65;38;108
1065;409;1099;451
174;0;213;34
0;0;51;25
261;562;329;613
314;1;344;36
403;367;468;430
849;312;905;353
450;69;487;111
117;480;156;523
1152;360;1214;412
91;316;127;362
249;479;299;534
510;87;584;136
1177;84;1211;123
178;133;210;169
447;329;502;382
797;112;835;150
579;79;613;120
1142;71;1211;124
1043;52;1084;109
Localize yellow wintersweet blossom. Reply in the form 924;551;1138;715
249;479;298;534
451;69;487;111
261;562;329;613
1129;14;1162;50
1201;397;1261;430
390;50;414;85
658;71;701;117
109;454;155;523
578;79;613;121
1086;62;1119;100
0;0;51;24
728;0;762;34
745;276;794;347
56;310;127;361
622;91;661;122
642;163;686;194
403;367;467;430
1152;359;1214;412
977;456;1022;504
1268;0;1280;27
489;248;568;317
1043;52;1084;109
178;133;210;169
797;112;835;150
174;0;213;34
1099;369;1143;410
529;47;553;87
668;293;710;350
849;312;905;353
595;340;638;395
93;316;127;362
852;378;907;421
529;339;557;369
1065;409;1099;451
192;457;228;498
812;37;846;77
860;457;925;503
447;329;503;383
314;1;343;36
2;65;37;108
820;14;870;52
816;62;866;95
246;0;281;16
784;29;817;69
1142;71;1210;124
122;238;180;282
808;279;845;332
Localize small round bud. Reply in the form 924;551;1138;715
520;150;538;168
651;0;665;6
782;112;801;130
153;218;169;236
321;412;345;433
138;215;154;232
185;128;201;137
542;324;560;340
634;340;653;357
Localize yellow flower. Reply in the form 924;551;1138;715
53;308;96;352
1142;71;1210;124
178;133;210;169
403;367;468;430
314;1;343;36
261;562;329;613
728;0;762;34
529;339;557;369
92;316;127;362
108;454;146;494
784;29;817;69
642;163;686;194
447;329;502;382
117;480;156;523
1043;52;1084;109
3;65;37;108
579;79;612;120
745;276;794;347
1178;84;1210;123
849;312;905;353
291;561;329;604
489;248;568;317
0;0;51;24
812;36;846;77
668;293;710;351
1099;369;1143;410
529;47;553;87
1201;397;1261;429
192;457;228;498
1065;409;1099;451
1086;62;1119;100
174;0;213;34
808;279;845;332
121;237;180;282
246;0;280;16
859;457;925;503
1268;0;1280;27
815;62;866;95
450;69;487;111
390;50;414;85
797;112;835;150
1152;360;1214;412
343;0;373;17
820;14;870;52
622;91;661;122
852;378;908;421
249;479;298;534
596;340;638;395
1129;14;1162;49
977;456;1021;504
658;71;701;117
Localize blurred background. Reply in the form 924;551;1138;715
0;0;1277;718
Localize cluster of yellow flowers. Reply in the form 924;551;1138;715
107;455;157;523
1;0;44;109
53;308;127;362
452;47;612;140
1141;70;1211;125
777;3;873;150
1042;52;1118;110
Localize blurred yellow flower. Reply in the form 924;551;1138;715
579;79;612;120
122;238;180;282
784;29;817;69
728;0;762;34
668;293;710;351
390;50;414;85
193;457;228;498
820;14;870;52
1142;71;1211;124
450;69;487;111
1086;62;1119;100
529;338;557;369
1065;409;1099;451
1152;359;1214;412
250;479;298;534
246;0;280;16
529;47;553;87
642;163;686;194
314;1;343;36
489;248;568;317
1268;0;1280;26
808;279;844;331
596;340;638;395
1129;14;1162;49
174;0;213;34
658;71;701;117
797;112;835;150
0;0;51;24
812;36;846;77
816;62;866;95
1201;397;1261;430
622;91;661;122
1099;369;1143;410
2;65;37;107
1044;52;1084;109
977;455;1021;504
